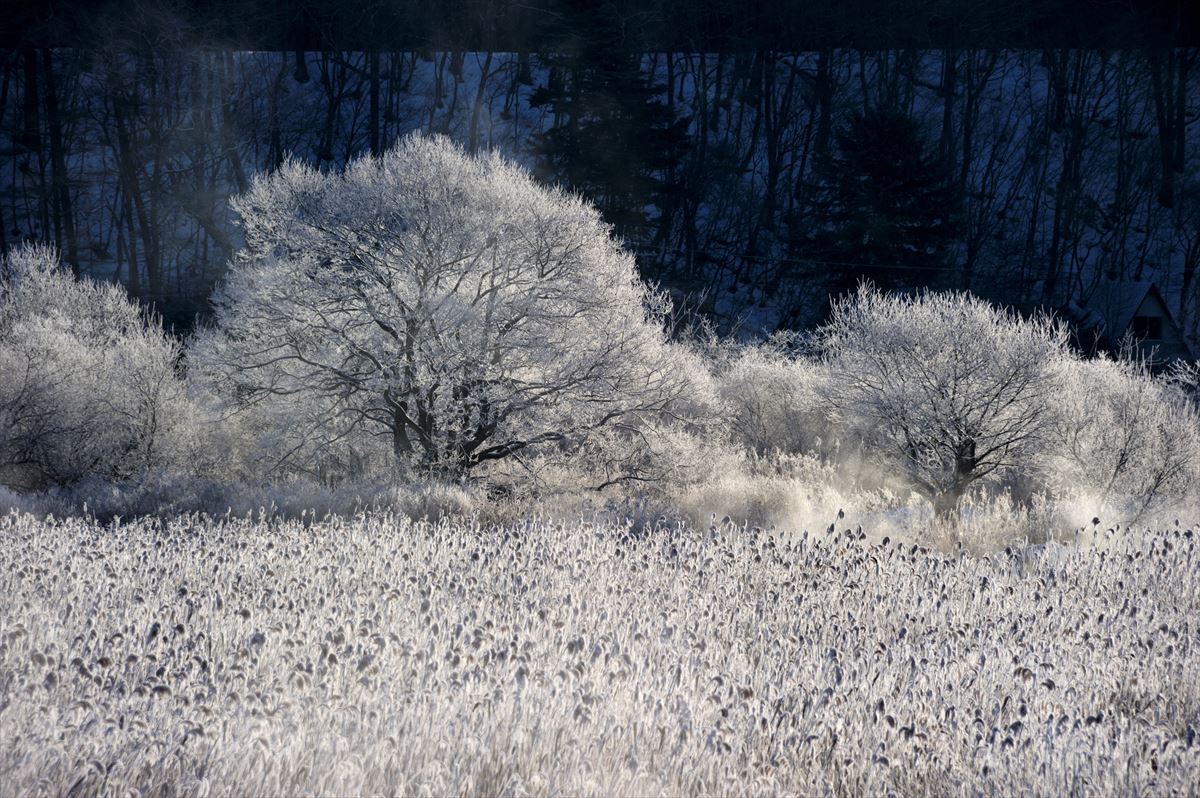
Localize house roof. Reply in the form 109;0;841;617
1063;279;1196;361
1087;280;1156;337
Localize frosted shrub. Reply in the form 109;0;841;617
815;286;1068;516
1168;358;1200;406
191;134;684;483
0;244;191;489
185;380;388;488
674;451;860;531
1047;355;1200;520
708;332;830;457
384;479;482;521
473;340;739;515
482;417;740;518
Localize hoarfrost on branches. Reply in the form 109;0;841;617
191;135;684;479
816;285;1068;515
0;244;189;487
1048;355;1200;518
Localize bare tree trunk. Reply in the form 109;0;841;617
1149;51;1178;209
814;49;833;160
442;50;462;132
938;49;957;172
120;184;140;296
467;51;493;153
0;53;11;254
113;94;155;299
1148;50;1194;212
219;52;248;192
21;48;50;243
368;51;381;156
428;51;447;134
293;50;309;83
41;49;78;275
684;53;709;280
932;490;962;519
1042;51;1092;305
1174;51;1191;188
1181;237;1198;337
267;54;287;171
317;53;341;163
143;55;164;303
933;439;976;519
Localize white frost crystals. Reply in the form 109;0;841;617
816;286;1069;516
190;134;684;480
3;512;1199;797
0;244;191;489
1048;354;1200;520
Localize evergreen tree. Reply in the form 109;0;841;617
800;108;961;295
528;13;689;260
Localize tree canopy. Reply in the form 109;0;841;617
193;134;684;479
816;285;1068;515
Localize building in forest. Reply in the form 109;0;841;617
1062;280;1195;368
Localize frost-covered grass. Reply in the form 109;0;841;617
1;511;1199;796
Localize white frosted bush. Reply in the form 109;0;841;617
815;285;1068;516
185;379;388;488
0;244;192;489
1047;355;1200;520
708;332;830;457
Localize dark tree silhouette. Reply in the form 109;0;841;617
804;108;961;295
529;10;689;253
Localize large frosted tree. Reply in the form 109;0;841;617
192;134;683;479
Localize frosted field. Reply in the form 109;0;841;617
1;512;1198;796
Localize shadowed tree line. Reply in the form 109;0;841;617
0;1;1197;339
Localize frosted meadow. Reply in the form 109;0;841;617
1;511;1198;796
3;131;1200;797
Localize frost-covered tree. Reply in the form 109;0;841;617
816;286;1068;516
1049;356;1200;518
191;134;683;480
0;244;189;488
705;333;829;458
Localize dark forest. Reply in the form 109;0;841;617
1;0;1197;339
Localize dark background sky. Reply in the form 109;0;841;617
3;1;1197;50
2;0;1200;49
